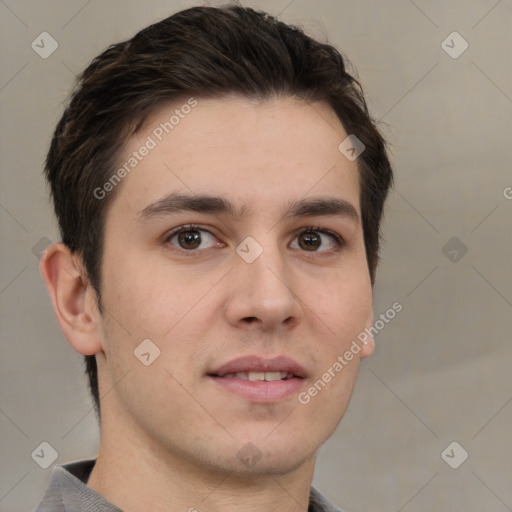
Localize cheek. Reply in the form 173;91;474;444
101;255;219;343
102;254;171;329
305;272;372;338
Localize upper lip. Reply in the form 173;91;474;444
209;355;307;378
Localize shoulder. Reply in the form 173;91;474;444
309;486;347;512
32;459;122;512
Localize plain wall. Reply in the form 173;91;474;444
1;1;511;511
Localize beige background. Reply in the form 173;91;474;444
1;1;511;511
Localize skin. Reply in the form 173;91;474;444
42;96;375;512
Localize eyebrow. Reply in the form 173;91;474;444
137;193;359;224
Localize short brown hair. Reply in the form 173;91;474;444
45;4;393;417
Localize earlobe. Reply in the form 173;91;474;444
359;309;375;359
40;243;103;356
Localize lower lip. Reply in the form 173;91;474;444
209;376;305;403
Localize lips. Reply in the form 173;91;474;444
208;356;308;402
209;355;307;379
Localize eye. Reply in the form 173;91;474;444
165;224;220;251
290;226;343;254
164;224;343;255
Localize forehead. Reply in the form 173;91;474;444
108;96;361;221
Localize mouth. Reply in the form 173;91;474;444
214;371;298;381
207;355;307;403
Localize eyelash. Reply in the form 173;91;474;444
164;223;344;257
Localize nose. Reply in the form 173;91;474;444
223;239;302;333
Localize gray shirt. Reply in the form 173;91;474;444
33;459;344;512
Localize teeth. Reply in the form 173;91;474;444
223;371;290;381
248;372;265;381
263;372;284;381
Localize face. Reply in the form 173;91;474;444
95;96;374;476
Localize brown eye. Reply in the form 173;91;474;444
167;225;219;251
298;231;321;251
291;227;342;254
177;229;202;249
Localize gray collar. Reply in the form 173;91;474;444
34;459;344;512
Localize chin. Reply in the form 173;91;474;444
225;435;317;477
235;452;313;477
186;436;316;479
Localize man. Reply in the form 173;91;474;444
35;4;393;511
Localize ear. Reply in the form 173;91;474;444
359;308;375;359
40;243;103;355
